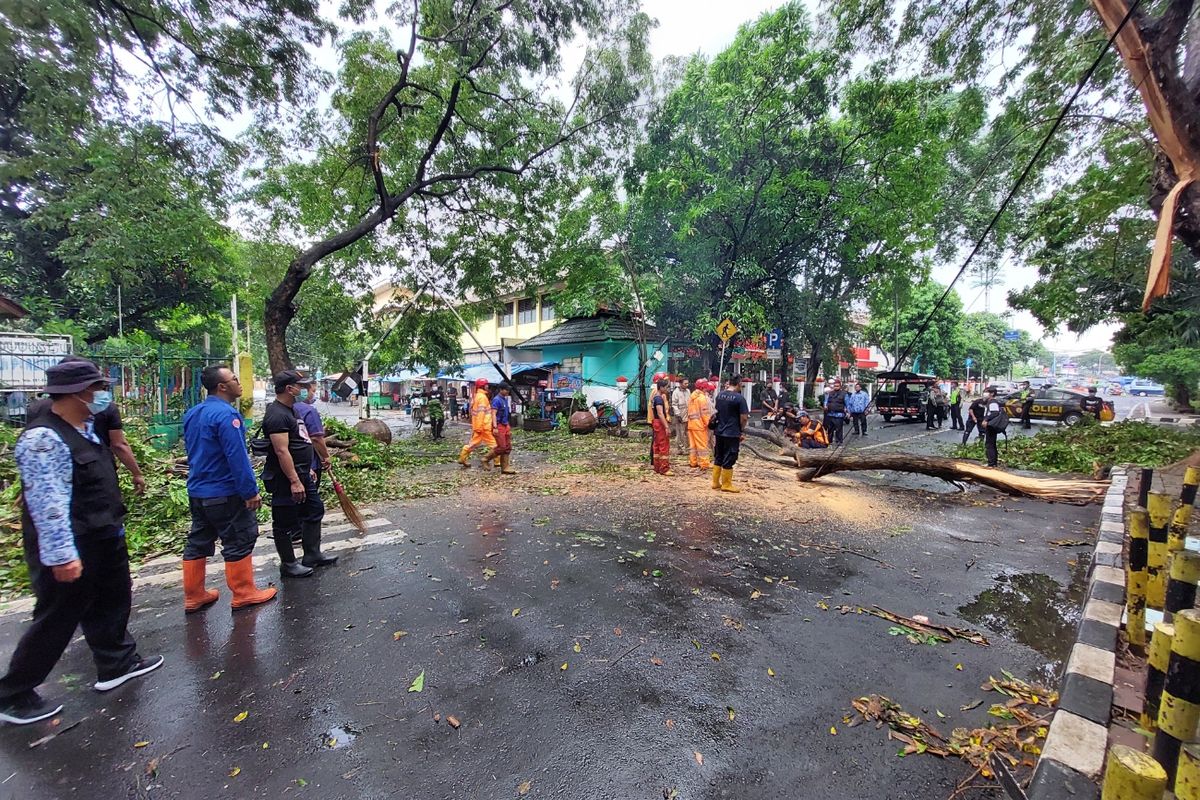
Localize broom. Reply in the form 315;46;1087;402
325;464;368;534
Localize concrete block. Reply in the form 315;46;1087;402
1040;710;1108;777
1084;599;1123;627
1066;643;1115;684
1091;565;1124;587
1095;541;1122;556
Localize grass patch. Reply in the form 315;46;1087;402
954;419;1200;474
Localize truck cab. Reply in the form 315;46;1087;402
874;370;937;423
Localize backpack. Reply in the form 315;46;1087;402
990;406;1009;432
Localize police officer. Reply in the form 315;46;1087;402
712;376;750;492
181;364;277;611
948;381;964;431
1017;381;1034;429
0;359;163;725
1080;386;1105;421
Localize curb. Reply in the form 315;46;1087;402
1027;467;1127;800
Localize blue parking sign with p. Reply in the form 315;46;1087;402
767;329;783;349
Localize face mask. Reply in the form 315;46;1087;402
86;390;113;415
298;389;310;403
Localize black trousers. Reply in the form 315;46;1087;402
713;435;741;468
926;402;937;429
825;415;845;444
962;418;978;444
850;412;867;434
430;418;445;439
985;429;999;467
271;469;324;534
950;404;964;430
0;536;138;700
1021;402;1033;428
184;495;258;562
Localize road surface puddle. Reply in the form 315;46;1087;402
324;725;359;749
956;555;1090;683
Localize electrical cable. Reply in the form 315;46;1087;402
895;0;1144;369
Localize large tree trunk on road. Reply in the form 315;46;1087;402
743;428;1107;505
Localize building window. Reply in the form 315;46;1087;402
540;298;555;321
560;356;582;374
498;301;514;328
518;297;536;325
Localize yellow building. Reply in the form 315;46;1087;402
369;281;559;366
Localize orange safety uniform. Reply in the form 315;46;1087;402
459;387;497;461
796;418;830;448
686;388;711;469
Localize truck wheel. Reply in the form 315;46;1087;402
882;414;892;423
1063;412;1083;426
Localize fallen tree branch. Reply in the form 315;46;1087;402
742;431;1106;505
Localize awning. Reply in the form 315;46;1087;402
441;361;559;383
378;367;430;382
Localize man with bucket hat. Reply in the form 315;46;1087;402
0;359;162;724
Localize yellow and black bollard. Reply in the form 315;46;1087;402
1178;743;1200;800
1139;467;1154;508
1127;509;1150;649
1153;608;1200;785
1142;622;1174;732
1168;466;1200;553
1165;550;1200;624
1147;492;1174;610
1101;744;1168;800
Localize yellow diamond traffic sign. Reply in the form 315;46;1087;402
715;318;738;342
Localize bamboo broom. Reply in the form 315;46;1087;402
325;464;367;533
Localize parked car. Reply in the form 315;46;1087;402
1002;387;1115;425
1107;383;1124;396
874;371;937;422
1128;379;1166;397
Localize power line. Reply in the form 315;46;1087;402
896;0;1144;368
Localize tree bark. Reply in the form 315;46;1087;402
742;428;1107;505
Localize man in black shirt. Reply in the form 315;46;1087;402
822;378;848;445
262;371;337;578
962;395;987;445
1080;387;1105;421
713;376;750;493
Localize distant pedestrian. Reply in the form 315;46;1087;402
651;378;673;476
181;364;278;613
263;371;337;579
949;381;964;431
671;377;691;455
448;390;459;422
1080;387;1104;421
981;386;1007;468
822;378;848;444
712;376;750;492
1017;381;1034;429
847;382;870;436
686;378;711;469
762;378;784;432
427;392;446;439
489;385;516;474
962;395;987;445
0;359;163;725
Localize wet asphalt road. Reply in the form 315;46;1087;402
0;414;1100;800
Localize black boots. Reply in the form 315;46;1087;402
274;531;314;578
300;521;338;568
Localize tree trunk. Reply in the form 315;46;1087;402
742;428;1107;505
265;203;393;373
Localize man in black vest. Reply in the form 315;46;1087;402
822;378;848;445
0;360;162;724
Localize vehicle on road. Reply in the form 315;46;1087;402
874;370;937;422
1107;383;1124;396
1128;379;1166;397
1002;387;1114;425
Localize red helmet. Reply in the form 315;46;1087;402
475;378;489;388
652;372;666;382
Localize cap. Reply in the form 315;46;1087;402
43;359;109;394
475;378;489;388
273;370;305;393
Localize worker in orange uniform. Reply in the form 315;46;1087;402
457;378;496;469
687;378;712;470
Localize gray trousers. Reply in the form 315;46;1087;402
671;418;688;453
